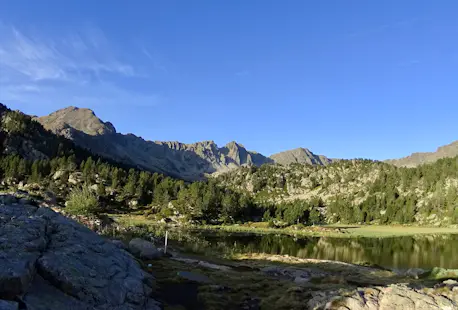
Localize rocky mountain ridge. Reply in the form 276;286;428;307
386;140;458;167
6;103;458;177
36;106;333;180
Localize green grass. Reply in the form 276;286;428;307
111;214;458;238
325;225;458;237
196;223;458;238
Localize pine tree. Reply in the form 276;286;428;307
30;160;41;183
123;169;138;196
83;157;95;183
17;159;28;179
67;154;77;171
111;168;120;189
309;208;321;225
97;182;106;197
137;171;151;204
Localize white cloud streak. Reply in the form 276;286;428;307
0;23;161;109
0;25;136;81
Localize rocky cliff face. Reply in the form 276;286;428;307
386;140;458;167
36;107;274;180
269;147;333;166
0;197;159;309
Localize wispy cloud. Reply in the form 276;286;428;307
142;47;169;74
0;25;136;81
0;22;162;109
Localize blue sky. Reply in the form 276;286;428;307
0;1;458;160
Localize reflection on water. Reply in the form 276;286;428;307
183;232;458;270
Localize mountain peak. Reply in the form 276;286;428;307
225;141;245;149
38;106;116;136
294;147;312;153
34;105;333;179
270;147;332;166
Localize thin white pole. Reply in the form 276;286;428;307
164;231;168;255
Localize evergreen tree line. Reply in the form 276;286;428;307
217;157;458;225
3;152;458;225
3;103;458;225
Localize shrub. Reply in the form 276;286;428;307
267;219;276;228
263;210;272;221
66;187;99;216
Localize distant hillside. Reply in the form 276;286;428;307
386;140;458;167
270;147;333;166
36;107;274;180
215;157;458;226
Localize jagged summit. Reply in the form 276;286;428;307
35;107;273;179
34;105;333;179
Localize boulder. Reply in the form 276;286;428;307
53;170;65;180
23;183;41;191
405;267;427;279
443;279;458;286
129;200;139;208
43;191;57;205
111;239;127;250
68;172;83;185
0;204;159;309
129;238;163;260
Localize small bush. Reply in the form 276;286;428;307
159;207;173;218
263;210;272;221
267;219;276;228
66;187;99;216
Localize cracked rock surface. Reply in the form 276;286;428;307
309;283;458;310
0;203;160;309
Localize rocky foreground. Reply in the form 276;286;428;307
0;197;160;309
2;193;458;309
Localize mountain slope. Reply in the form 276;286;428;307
215;157;458;225
0;103;106;164
386;140;458;167
36;107;274;180
270;147;333;166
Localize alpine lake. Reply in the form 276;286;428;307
166;228;458;270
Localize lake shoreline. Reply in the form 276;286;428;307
113;214;458;238
145;245;458;309
110;214;458;270
106;213;458;308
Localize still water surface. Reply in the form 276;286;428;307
179;231;458;270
